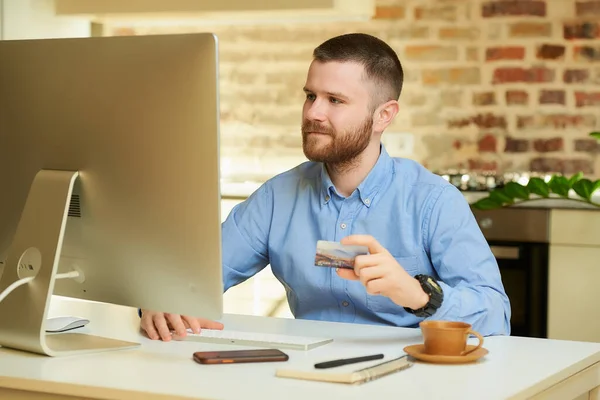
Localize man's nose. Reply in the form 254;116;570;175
305;100;327;122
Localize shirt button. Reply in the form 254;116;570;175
342;301;349;307
340;223;347;229
364;198;371;205
325;195;330;201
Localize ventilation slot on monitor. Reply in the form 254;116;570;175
68;194;81;218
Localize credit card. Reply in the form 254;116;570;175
314;240;369;269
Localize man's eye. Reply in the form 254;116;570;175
330;97;342;104
306;94;316;101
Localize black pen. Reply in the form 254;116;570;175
314;353;385;369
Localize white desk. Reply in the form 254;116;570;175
0;296;598;400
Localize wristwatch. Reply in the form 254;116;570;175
404;274;444;317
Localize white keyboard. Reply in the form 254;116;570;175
173;329;333;351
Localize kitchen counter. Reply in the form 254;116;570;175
221;180;600;210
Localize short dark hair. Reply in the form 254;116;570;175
312;33;404;108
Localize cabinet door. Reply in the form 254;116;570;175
548;245;600;342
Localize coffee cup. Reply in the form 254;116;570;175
419;320;484;356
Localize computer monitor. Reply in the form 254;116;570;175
0;33;223;356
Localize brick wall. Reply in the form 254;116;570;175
105;0;600;179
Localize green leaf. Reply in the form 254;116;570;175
548;175;570;197
489;189;514;205
593;179;600;194
590;131;600;141
568;172;584;187
572;178;594;201
504;182;530;200
471;197;503;210
527;177;550;197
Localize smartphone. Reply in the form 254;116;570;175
192;349;289;365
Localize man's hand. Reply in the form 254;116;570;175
336;235;429;310
140;310;224;341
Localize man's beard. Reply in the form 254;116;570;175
301;116;373;171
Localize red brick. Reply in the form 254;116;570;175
509;22;552;38
486;46;525;61
467;159;498;172
536;44;565;60
533;138;564;152
539;90;566;105
517;114;597;129
564;69;590;83
422;67;481;85
530;158;593;174
575;91;600;107
415;5;457;21
564;22;600;39
576;1;600;17
448;113;507;129
478;134;497;152
505;137;530;152
405;45;458;61
506;90;529;105
574;46;600;61
374;6;405;19
574;138;600;152
482;1;546;17
493;67;555;84
439;27;480;40
473;92;496;106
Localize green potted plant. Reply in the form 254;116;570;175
471;131;600;210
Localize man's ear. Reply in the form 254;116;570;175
372;99;399;134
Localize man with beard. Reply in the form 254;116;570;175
140;33;511;341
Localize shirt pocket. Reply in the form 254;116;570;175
365;255;420;314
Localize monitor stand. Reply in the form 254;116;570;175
0;170;139;356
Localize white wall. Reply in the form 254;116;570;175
1;0;90;40
0;0;4;39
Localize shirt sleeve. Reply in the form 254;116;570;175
221;183;273;292
423;185;512;336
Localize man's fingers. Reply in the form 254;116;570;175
181;316;224;333
141;315;160;340
365;277;386;295
165;313;187;337
182;316;201;334
153;314;173;341
340;235;387;254
198;318;224;330
336;267;359;280
353;253;386;270
357;265;383;287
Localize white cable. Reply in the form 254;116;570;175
0;277;34;303
55;271;80;280
0;271;81;303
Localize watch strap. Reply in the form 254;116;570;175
404;274;444;317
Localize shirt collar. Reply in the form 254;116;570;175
319;144;394;207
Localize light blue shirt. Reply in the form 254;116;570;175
221;145;511;336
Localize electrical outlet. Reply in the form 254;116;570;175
382;132;415;156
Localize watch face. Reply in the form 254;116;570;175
426;277;442;293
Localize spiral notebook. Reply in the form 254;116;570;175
275;355;412;385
